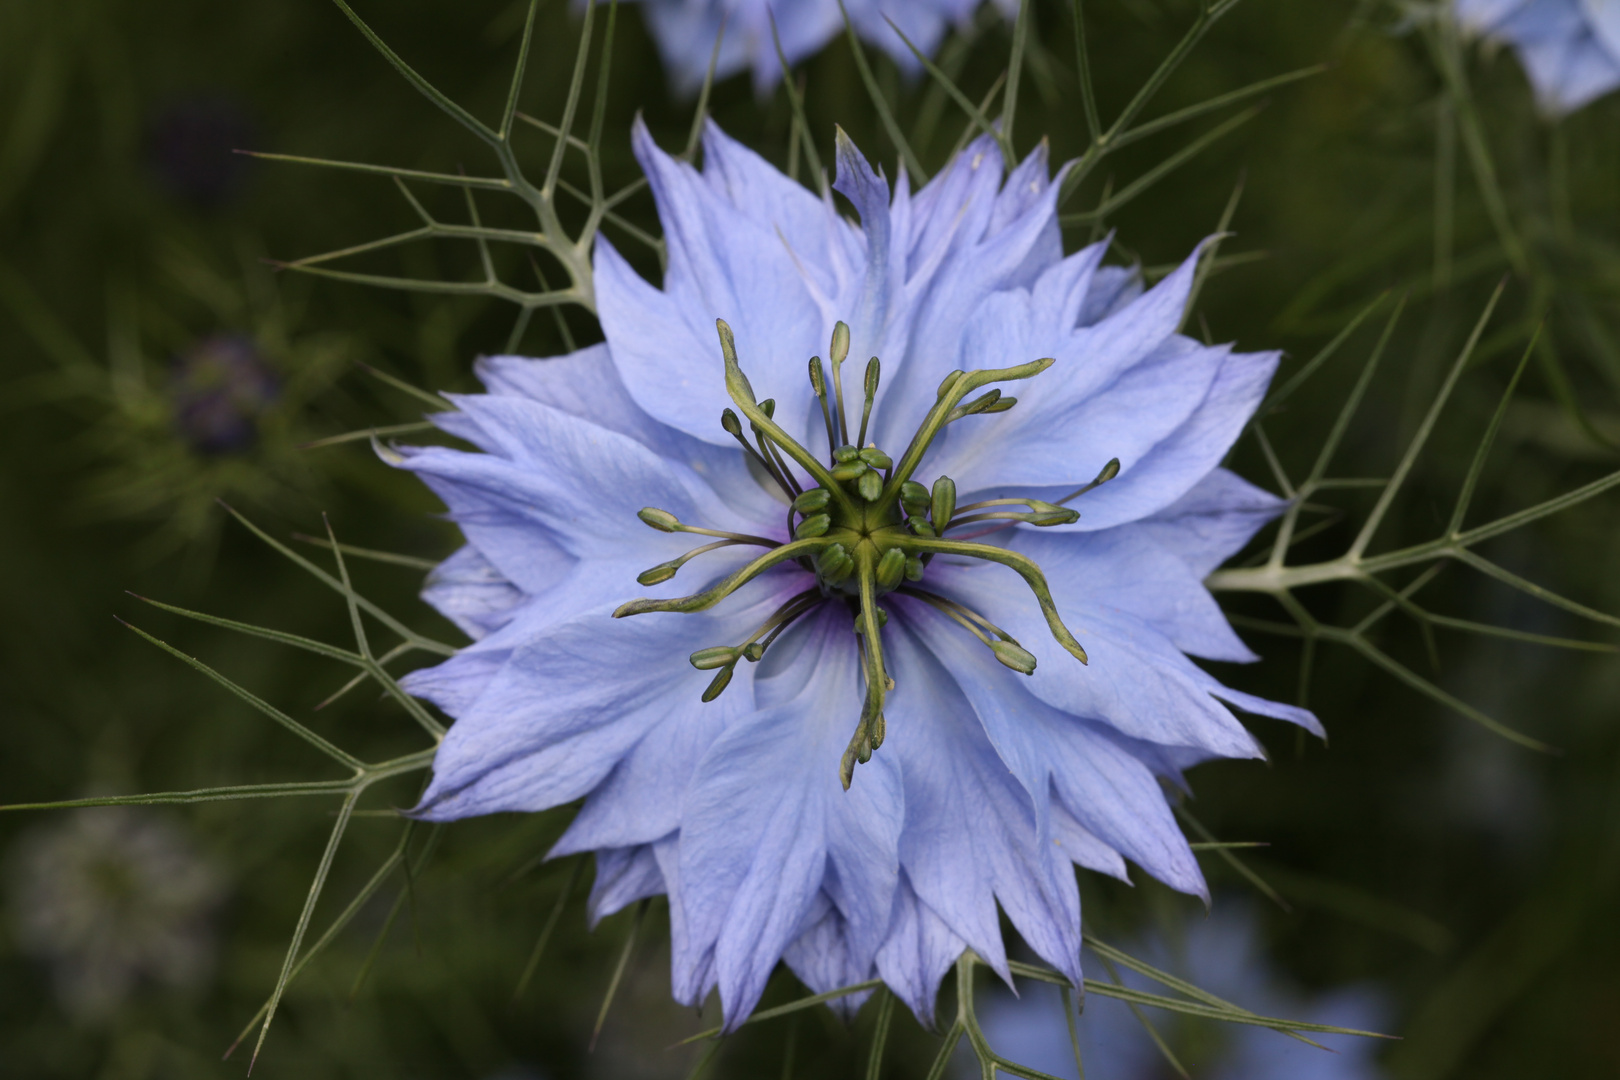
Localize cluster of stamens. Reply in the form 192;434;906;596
614;319;1119;788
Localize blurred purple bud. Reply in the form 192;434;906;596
144;96;258;209
169;334;280;454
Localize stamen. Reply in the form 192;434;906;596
891;536;1089;665
1055;457;1122;506
688;587;823;702
636;507;779;548
809;357;839;457
857;357;880;449
946;389;1016;424
946;458;1119;540
829;321;851;447
614;537;832;617
946;506;1080;529
901;587;1038;675
881;356;1055;505
721;408;788;496
750;400;803;497
637;539;752;585
716;320;854;512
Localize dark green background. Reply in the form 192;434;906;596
2;0;1617;1076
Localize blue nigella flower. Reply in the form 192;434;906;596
393;120;1321;1029
626;0;1002;94
1457;0;1620;113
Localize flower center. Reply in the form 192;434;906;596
615;319;1118;788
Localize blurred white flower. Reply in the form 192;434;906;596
5;809;225;1020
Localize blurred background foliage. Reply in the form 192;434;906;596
1;0;1618;1076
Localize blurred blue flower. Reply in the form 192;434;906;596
971;908;1390;1079
395;121;1319;1029
1457;0;1620;113
628;0;1003;94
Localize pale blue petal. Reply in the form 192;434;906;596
926;246;1221;500
476;347;785;525
882;621;1084;989
1051;801;1129;882
875;874;966;1025
1130;467;1284;578
677;610;902;1029
782;893;876;1021
1582;0;1620;58
412;580;792;819
1032;525;1258;663
588;844;667;926
832;130;895;369
873;146;1073;447
420;544;526;641
601;122;831;450
549;662;734;853
929;553;1266;758
903;600;1207;898
654;834;717;1007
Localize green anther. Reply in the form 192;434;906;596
810;354;838;447
794;514;831;539
858;357;880;448
830;321;851;368
857;470;883;502
1097;457;1121;484
833;445;862;464
931;476;957;530
701;665;736;702
983;396;1016;413
948;389;1003;422
831;461;868;483
690;646;739;670
1030;509;1081;527
907;515;937;537
876;548;907;590
793;488;831;513
936;370;964;399
721;409;744;438
829;322;853;447
638;508;680;532
854;605;888;630
637;562;680;586
900;481;931;515
858;447;892;470
990;640;1038;675
870;711;886;749
822;561;854;588
817;544;853;585
904;556;925;581
742;643;766;662
759;398;777;419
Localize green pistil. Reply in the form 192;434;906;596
614;318;1120;789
